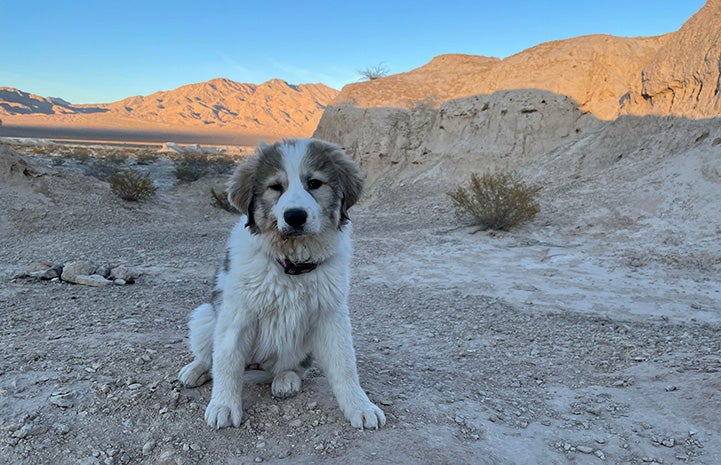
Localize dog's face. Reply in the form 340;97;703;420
227;139;363;239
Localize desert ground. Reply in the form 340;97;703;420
1;137;720;465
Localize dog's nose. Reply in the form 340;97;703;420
284;208;307;228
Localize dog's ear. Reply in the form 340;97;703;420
330;145;363;225
227;155;260;233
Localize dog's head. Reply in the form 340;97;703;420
227;138;363;239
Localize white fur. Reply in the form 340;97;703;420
178;139;386;430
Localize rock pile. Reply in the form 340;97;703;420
12;260;140;286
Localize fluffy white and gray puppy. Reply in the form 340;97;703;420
178;138;386;430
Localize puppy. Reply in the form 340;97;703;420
178;138;386;430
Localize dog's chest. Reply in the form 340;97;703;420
244;267;344;357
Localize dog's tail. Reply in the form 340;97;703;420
243;369;274;384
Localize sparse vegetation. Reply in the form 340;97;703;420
84;155;128;181
173;154;235;184
210;187;239;213
109;169;157;201
448;171;541;231
358;63;389;81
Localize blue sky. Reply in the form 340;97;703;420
0;0;706;104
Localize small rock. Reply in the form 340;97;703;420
665;385;678;392
110;265;139;283
29;265;61;280
288;419;302;428
662;438;675;448
594;450;606;460
50;391;76;408
142;441;156;455
61;260;96;282
576;445;594;454
95;264;111;278
128;383;142;390
307;401;318;410
12;423;48;439
158;449;175;464
52;423;70;434
114;278;127;286
73;274;113;287
379;398;394;406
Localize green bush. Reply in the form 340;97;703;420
109;169;157;201
448;172;541;231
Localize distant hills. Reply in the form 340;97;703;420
0;79;338;141
2;0;719;144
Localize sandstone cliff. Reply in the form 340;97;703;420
623;0;721;117
314;1;721;197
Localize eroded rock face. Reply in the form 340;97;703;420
630;0;721;117
315;89;600;188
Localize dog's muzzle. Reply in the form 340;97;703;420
281;208;309;236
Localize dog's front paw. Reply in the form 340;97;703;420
345;401;386;430
178;360;211;387
204;400;243;429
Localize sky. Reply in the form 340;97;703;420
0;0;707;104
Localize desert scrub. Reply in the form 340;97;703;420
448;171;541;230
210;187;239;213
109;169;157;201
173;154;235;183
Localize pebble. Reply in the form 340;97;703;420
306;401;318;410
158;449;176;464
576;445;594;454
288;419;302;428
12;423;48;439
142;440;156;455
128;383;142;390
50;391;76;408
52;423;70;434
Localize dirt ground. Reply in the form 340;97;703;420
1;142;720;465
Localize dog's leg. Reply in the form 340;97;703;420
178;303;215;387
204;320;252;429
312;310;386;429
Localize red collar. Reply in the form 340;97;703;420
276;258;318;275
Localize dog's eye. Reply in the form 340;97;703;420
268;183;284;192
307;179;323;190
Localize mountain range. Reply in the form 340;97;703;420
1;0;719;141
0;79;338;141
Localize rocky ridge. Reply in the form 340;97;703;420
1;78;338;138
330;2;720;121
315;1;721;195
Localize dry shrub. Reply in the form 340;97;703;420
210;187;239;213
109;169;157;201
448;172;541;230
173;154;235;183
